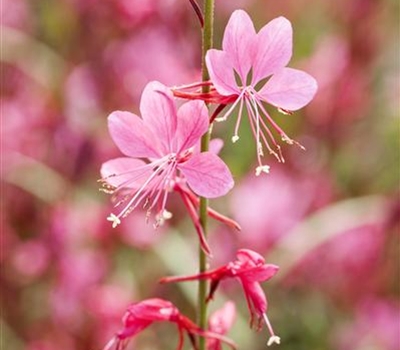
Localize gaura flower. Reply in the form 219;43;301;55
161;249;281;346
100;81;234;233
102;298;236;350
205;9;318;174
207;301;236;350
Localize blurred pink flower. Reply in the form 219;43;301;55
336;298;400;350
2;68;54;161
305;36;370;127
1;0;32;31
12;239;50;279
103;298;236;350
207;301;236;350
230;166;332;252
51;249;108;328
206;10;317;172
161;249;280;345
118;210;167;249
64;65;100;131
105;27;197;102
100;81;233;252
285;223;387;301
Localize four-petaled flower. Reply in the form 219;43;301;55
102;298;236;350
206;9;318;174
160;249;281;346
100;81;234;230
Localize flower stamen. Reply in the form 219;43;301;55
262;313;280;346
107;213;121;228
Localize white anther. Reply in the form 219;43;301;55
215;116;227;122
267;335;281;346
232;135;240;143
255;165;270;176
107;213;121;228
162;210;173;220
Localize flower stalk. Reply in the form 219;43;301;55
198;0;214;349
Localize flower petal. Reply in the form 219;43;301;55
259;68;318;110
100;157;150;188
222;9;256;82
242;281;268;316
252;17;293;84
209;138;224;155
193;138;223;155
126;299;177;322
140;81;177;153
108;111;161;158
179;152;234;198
239;264;279;283
206;49;240;96
176;100;209;152
236;249;265;265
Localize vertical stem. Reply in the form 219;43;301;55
198;1;214;349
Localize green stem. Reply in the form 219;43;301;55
198;1;214;349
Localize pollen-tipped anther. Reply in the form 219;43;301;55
232;135;240;143
107;213;121;228
267;335;281;346
263;313;280;346
255;165;270;176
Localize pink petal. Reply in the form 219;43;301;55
236;249;265;264
206;49;240;96
125;299;177;322
117;320;152;339
222;9;256;82
209;301;236;334
243;281;267;316
179;152;234;198
176;100;209;152
209;138;224;155
193;138;223;155
139;81;177;154
259;68;318;110
108;111;161;158
252;17;293;84
100;157;150;188
240;264;279;283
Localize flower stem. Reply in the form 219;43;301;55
198;0;214;349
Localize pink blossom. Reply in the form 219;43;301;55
100;81;233;252
103;298;236;350
230;166;333;252
161;249;280;346
285;223;387;302
207;301;236;350
335;298;400;350
206;10;317;173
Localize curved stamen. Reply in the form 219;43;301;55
111;158;171;223
253;94;305;150
100;156;170;193
232;96;244;143
216;89;246;123
262;313;281;346
244;98;266;173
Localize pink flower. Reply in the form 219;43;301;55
207;301;236;350
100;81;234;231
103;298;236;350
161;249;280;346
206;10;317;173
